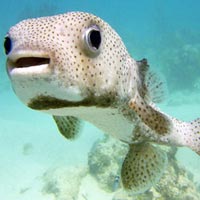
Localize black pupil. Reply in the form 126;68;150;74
4;36;12;55
89;30;101;49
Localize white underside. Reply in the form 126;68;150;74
43;106;134;143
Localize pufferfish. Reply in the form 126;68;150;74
4;12;200;194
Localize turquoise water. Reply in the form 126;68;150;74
1;0;200;199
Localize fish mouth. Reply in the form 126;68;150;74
7;54;51;75
11;57;50;68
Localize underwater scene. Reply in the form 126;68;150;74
1;0;200;199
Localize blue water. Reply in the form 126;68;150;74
1;0;200;199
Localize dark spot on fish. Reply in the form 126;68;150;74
28;93;118;110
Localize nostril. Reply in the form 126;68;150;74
4;36;12;55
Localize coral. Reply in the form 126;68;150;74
41;166;88;200
154;163;199;200
88;136;200;200
133;29;200;93
88;135;129;192
161;43;200;92
154;32;200;92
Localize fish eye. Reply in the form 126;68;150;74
83;25;101;57
4;36;12;55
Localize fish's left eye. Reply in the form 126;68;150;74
83;25;101;57
4;36;12;55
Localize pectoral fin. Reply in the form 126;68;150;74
129;92;171;135
53;116;82;139
121;142;167;194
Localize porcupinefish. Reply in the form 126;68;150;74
4;11;200;194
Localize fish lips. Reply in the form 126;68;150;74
6;53;53;105
6;54;51;77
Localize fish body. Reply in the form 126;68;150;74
4;12;200;194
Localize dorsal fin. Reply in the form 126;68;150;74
136;58;149;99
145;71;166;103
136;58;166;104
53;116;82;139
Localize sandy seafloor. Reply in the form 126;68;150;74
0;74;200;200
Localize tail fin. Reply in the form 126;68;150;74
175;118;200;155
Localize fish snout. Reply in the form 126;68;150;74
4;36;56;107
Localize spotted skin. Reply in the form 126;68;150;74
6;12;132;105
129;91;171;135
172;118;200;155
53;116;82;139
4;11;200;194
121;143;167;194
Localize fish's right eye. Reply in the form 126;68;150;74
82;25;101;57
4;36;12;55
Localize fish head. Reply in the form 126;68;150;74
4;12;130;111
